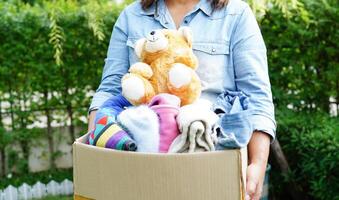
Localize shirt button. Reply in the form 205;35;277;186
212;48;216;52
165;21;169;24
184;20;188;24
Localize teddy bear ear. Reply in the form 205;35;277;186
178;26;193;47
134;38;146;58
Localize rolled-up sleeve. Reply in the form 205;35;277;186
231;4;276;140
89;10;130;113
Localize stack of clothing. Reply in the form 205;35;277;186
88;93;181;153
88;90;254;153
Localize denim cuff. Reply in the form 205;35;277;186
88;91;114;114
249;114;276;143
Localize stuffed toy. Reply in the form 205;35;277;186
121;27;201;106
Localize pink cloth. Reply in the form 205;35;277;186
149;94;180;153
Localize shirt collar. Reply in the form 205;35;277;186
197;0;213;17
139;0;213;17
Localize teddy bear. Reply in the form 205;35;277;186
121;27;201;106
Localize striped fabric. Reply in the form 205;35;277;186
89;115;137;151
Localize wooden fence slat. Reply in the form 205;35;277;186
46;180;60;196
61;179;73;195
18;183;32;200
0;179;74;199
4;185;18;200
31;181;46;199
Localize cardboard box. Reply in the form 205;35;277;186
73;133;247;200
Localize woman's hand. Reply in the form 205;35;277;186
246;131;270;200
87;110;97;133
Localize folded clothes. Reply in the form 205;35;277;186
149;93;180;153
118;105;160;153
212;90;253;149
168;100;218;153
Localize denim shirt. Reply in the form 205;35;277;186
89;0;277;139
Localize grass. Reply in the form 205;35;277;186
33;196;73;200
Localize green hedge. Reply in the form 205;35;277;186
0;168;72;189
0;0;123;173
272;109;339;200
260;0;339;199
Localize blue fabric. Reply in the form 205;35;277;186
213;91;254;149
89;0;276;140
94;94;132;125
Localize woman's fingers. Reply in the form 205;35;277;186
246;163;265;200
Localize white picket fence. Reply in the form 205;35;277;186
0;179;73;200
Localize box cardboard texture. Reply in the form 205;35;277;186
73;133;247;200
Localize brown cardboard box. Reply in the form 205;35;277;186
73;133;247;200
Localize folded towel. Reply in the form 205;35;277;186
118;105;160;153
149;93;180;153
168;100;218;153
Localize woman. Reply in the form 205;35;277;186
88;0;276;199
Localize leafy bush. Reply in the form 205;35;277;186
262;0;338;112
0;0;123;173
271;109;339;200
261;0;339;199
0;168;72;189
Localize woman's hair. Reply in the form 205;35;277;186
141;0;229;11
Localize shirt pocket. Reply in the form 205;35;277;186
192;41;230;93
126;37;140;65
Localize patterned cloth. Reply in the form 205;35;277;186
88;95;137;151
89;115;137;151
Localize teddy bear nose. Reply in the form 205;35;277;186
150;31;155;35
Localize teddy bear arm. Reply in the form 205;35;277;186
175;53;198;70
121;73;156;105
129;62;153;79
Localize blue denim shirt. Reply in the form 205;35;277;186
89;0;276;139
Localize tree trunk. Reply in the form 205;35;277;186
19;92;30;173
19;141;29;173
0;97;2;125
270;139;308;200
0;98;4;177
43;89;55;169
0;148;5;177
63;75;75;143
8;86;15;130
67;104;75;143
